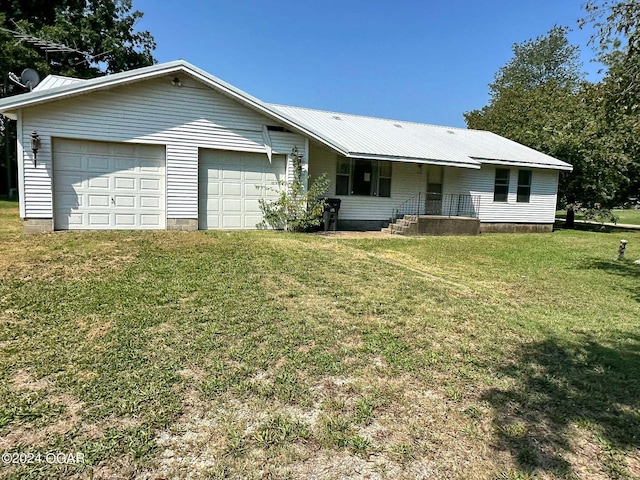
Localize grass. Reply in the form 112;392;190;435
556;208;640;225
0;199;639;479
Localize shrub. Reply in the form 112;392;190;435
257;146;330;232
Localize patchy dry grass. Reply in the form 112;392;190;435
1;200;639;479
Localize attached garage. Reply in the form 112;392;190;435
198;149;286;229
53;139;166;230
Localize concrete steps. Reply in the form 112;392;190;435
385;215;420;236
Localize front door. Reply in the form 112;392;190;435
425;166;443;215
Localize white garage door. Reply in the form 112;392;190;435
53;139;165;230
199;149;285;229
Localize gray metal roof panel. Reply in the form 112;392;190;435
269;104;572;171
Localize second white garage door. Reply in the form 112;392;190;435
53;139;165;230
199;149;286;229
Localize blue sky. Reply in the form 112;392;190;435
134;0;601;128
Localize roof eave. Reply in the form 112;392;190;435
347;153;481;169
474;157;573;172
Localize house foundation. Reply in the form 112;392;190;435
23;218;53;234
167;218;198;231
480;223;553;233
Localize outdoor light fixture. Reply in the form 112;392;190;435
171;77;182;87
30;131;41;166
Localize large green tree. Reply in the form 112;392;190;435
1;0;156;195
465;26;632;225
488;26;584;96
581;0;640;206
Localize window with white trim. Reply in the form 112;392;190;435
494;168;510;202
335;158;392;197
517;170;532;203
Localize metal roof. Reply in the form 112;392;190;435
0;60;572;171
33;74;85;92
269;104;572;171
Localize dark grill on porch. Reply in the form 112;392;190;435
392;192;481;220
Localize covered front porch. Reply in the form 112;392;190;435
307;142;482;231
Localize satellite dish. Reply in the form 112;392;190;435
21;69;40;90
8;68;40;91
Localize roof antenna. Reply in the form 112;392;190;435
8;68;40;91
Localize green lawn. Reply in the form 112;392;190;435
556;208;640;226
1;200;639;479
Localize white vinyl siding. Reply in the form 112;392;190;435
308;143;427;221
444;165;558;224
166;144;197;219
19;74;306;220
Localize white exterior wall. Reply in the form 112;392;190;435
308;144;427;221
444;165;559;224
19;75;306;219
310;144;559;224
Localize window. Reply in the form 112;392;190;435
335;158;391;197
517;170;532;203
378;161;392;197
494;168;510;202
336;157;350;195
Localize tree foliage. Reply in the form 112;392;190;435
1;0;156;84
466;23;637;223
258;147;330;232
489;26;583;97
581;1;640;205
1;1;156;195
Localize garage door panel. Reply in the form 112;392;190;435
140;196;160;208
114;177;135;190
222;216;242;228
139;161;162;172
88;194;110;207
265;172;279;182
245;171;262;181
54;139;165;230
141;178;161;191
59;193;82;207
141;214;162;226
244;184;262;197
244;199;261;213
222;199;242;212
56;155;83;170
115;214;135;226
65;213;83;226
115;196;135;208
87;157;111;171
88;213;110;226
204;198;220;212
223;169;242;180
222;183;242;196
61;175;85;190
199;149;285;230
88;177;110;189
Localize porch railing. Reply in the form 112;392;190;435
392;193;481;220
